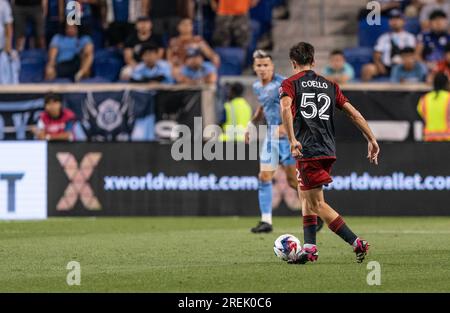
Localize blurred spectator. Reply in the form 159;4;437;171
322;50;355;84
211;0;259;48
390;47;428;83
272;0;290;20
46;0;64;45
220;82;252;142
419;0;450;30
429;43;450;82
45;23;94;81
0;0;19;85
417;72;450;141
404;0;424;18
120;16;163;80
130;42;173;83
34;93;76;141
101;0;144;47
144;0;194;38
167;18;220;71
174;48;218;85
0;0;13;54
13;0;46;51
378;0;403;16
361;9;416;81
416;10;450;68
59;0;100;36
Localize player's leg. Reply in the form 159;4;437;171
278;138;324;231
294;159;369;263
298;193;320;263
302;187;369;263
251;136;278;233
251;170;275;233
288;187;323;264
320;201;370;263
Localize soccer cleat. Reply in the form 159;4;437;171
316;217;324;232
353;238;370;263
288;246;319;264
251;221;273;233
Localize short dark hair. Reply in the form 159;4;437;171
229;82;245;98
400;47;415;55
44;93;62;105
330;49;344;57
429;9;447;20
433;72;449;92
253;49;272;60
289;42;315;66
140;43;159;57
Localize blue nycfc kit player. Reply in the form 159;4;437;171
245;50;323;233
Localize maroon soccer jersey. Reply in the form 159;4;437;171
279;70;348;160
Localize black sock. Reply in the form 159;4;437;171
303;215;317;245
328;216;358;245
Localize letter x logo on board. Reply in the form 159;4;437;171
56;152;102;211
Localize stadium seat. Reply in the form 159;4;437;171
19;49;47;83
358;16;389;47
93;48;124;82
215;47;246;76
343;47;373;79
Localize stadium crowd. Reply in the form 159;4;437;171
0;0;289;84
352;0;450;83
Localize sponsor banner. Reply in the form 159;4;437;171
48;142;263;216
337;90;424;142
0;90;202;141
48;142;450;216
0;142;47;220
326;142;450;216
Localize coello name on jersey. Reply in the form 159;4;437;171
301;80;329;89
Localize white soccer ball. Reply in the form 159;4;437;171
273;234;302;261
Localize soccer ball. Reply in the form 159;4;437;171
273;234;302;261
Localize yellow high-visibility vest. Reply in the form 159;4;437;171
220;97;252;141
417;90;450;141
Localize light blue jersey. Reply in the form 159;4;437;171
253;73;295;170
252;73;285;127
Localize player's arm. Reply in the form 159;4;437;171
244;105;264;143
341;102;380;165
280;96;302;158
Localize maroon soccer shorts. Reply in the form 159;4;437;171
296;158;336;191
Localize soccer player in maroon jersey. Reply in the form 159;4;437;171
279;42;380;264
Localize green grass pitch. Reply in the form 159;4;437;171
0;217;449;292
